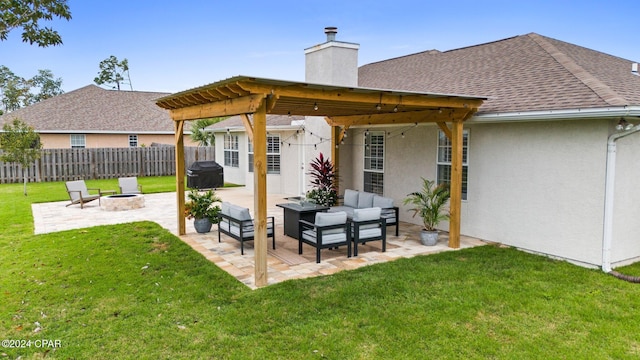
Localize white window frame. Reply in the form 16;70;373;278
224;134;239;167
129;134;138;147
363;131;385;195
70;134;86;148
436;129;469;201
248;134;281;174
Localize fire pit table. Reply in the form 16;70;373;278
100;194;145;211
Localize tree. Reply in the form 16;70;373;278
94;55;132;90
0;66;64;113
0;66;30;112
0;0;72;47
30;69;63;102
189;118;226;146
0;118;42;195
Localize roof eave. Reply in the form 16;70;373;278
472;106;640;122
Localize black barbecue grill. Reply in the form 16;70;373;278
187;161;224;189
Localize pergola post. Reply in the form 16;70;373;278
449;120;463;248
253;101;268;287
330;125;341;195
175;120;186;235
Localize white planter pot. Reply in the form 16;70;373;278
419;230;439;246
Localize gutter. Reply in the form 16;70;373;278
602;120;640;274
472;106;640;123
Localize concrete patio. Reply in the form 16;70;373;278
32;187;487;289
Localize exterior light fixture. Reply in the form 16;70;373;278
313;103;318;111
616;118;634;131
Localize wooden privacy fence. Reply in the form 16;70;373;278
0;146;215;183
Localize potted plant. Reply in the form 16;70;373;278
403;178;451;246
306;152;338;207
184;189;222;233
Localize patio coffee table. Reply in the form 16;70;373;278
276;202;329;239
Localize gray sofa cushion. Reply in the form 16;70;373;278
228;204;252;221
373;195;394;209
302;230;347;244
343;189;359;208
221;202;232;216
327;206;355;218
357;191;375;208
315;211;347;235
353;207;381;230
353;207;380;221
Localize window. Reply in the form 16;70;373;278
364;131;384;195
437;130;469;200
70;134;86;148
129;135;138;147
224;134;239;167
248;134;281;174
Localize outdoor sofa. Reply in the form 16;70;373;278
329;189;399;236
217;202;275;255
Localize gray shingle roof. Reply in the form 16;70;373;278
0;85;173;132
358;33;640;114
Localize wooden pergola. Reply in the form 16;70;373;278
156;76;485;287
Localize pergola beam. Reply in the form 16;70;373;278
240;114;254;142
235;81;483;109
168;94;267;121
437;122;452;140
325;109;471;127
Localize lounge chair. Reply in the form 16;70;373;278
118;177;142;194
351;207;386;256
65;180;114;209
299;211;351;263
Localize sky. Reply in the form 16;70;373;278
2;0;640;94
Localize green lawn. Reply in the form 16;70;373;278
2;177;640;359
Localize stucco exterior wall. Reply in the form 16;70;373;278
340;120;618;268
214;130;302;195
40;133;194;148
305;42;359;87
611;131;640;266
463;120;608;267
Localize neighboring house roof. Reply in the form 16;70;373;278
0;84;173;133
209;114;306;132
359;33;640;115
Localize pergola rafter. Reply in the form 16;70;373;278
157;76;485;287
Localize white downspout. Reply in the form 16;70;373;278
602;122;640;273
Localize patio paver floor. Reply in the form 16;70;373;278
32;187;487;289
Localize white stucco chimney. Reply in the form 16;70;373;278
304;27;359;86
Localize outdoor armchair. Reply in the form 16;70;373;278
299;211;351;263
118;177;142;194
350;207;386;256
65;180;115;209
